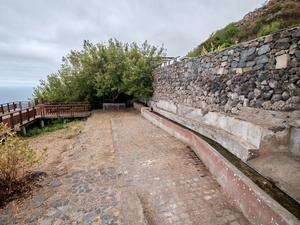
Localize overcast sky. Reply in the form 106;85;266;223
0;0;265;87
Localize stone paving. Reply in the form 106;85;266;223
0;109;250;224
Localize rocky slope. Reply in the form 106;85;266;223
188;0;300;57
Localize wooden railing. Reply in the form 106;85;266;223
39;103;90;118
0;107;37;128
0;101;32;114
0;102;90;128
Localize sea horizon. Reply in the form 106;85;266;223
0;86;35;104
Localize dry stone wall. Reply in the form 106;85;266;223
151;27;300;115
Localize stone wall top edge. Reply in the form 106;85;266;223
154;26;300;71
195;26;300;59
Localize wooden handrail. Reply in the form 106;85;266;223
0;102;90;128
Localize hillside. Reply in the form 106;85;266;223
187;0;300;57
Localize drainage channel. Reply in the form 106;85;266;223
153;111;300;220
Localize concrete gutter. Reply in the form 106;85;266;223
152;106;259;162
119;186;148;225
141;107;299;225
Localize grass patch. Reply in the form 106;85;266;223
25;118;86;137
258;20;283;37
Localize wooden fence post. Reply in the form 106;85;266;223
7;103;10;112
33;107;36;118
19;111;23;125
0;104;4;114
10;113;14;128
71;106;74;117
26;108;30;121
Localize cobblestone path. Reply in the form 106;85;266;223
0;109;249;224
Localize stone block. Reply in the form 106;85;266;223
264;34;273;43
250;41;259;47
243;67;252;73
282;91;290;100
228;49;234;55
240;50;248;62
243;99;250;107
269;80;278;89
295;51;300;60
280;30;291;38
236;68;243;74
258;44;270;55
231;61;238;68
247;47;256;56
275;42;290;51
275;54;288;69
238;61;246;68
246;61;256;67
257;55;269;64
217;68;225;75
253;64;264;71
289;44;297;55
290;127;300;156
275;50;286;56
271;94;283;103
222;56;228;61
221;62;227;67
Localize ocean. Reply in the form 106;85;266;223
0;86;35;104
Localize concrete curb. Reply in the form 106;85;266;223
119;186;148;225
141;107;299;225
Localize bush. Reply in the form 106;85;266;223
0;123;47;194
187;23;239;57
26;127;43;136
258;20;283;37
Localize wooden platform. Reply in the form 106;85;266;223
0;103;91;128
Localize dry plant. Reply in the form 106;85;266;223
0;123;47;198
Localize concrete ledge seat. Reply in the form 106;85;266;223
141;107;299;225
148;99;292;160
103;103;126;110
152;106;259;162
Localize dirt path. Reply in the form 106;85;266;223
0;109;249;224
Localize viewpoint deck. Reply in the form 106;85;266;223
0;102;91;128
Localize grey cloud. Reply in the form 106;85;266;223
0;0;265;87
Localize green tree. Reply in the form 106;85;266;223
33;39;165;107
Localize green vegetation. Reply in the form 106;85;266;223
0;123;47;194
188;23;239;57
34;39;165;108
188;0;300;57
258;20;283;37
25;118;86;137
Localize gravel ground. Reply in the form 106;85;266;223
0;109;249;225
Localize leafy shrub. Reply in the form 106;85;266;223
258;20;283;37
0;123;47;194
187;23;239;57
26;127;43;136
